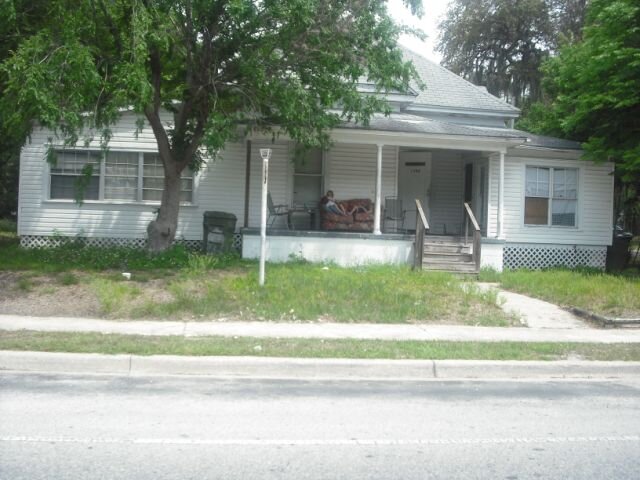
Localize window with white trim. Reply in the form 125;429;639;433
49;149;193;203
105;151;138;201
50;150;101;200
525;166;577;227
292;148;323;207
142;153;194;203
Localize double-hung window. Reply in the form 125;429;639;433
49;149;193;203
525;166;577;227
142;153;194;202
104;152;139;201
292;148;323;207
50;150;101;200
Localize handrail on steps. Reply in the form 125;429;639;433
463;202;482;272
413;199;429;269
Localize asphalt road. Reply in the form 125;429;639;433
1;373;639;479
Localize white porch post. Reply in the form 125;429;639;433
498;151;505;239
373;143;383;235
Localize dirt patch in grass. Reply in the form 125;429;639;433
0;269;240;320
0;271;102;317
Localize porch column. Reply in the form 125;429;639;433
373;143;383;235
498;151;505;239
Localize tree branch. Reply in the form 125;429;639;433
145;46;172;170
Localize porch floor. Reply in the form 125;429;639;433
241;228;415;242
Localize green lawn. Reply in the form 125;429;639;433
0;237;512;325
123;262;509;325
480;268;640;318
5;226;637;323
1;330;638;361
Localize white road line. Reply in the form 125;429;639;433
1;435;638;447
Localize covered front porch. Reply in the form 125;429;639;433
240;117;525;272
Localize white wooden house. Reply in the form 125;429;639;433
17;48;614;271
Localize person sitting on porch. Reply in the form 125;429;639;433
320;190;348;216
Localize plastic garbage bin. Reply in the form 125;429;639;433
202;211;237;254
606;229;633;271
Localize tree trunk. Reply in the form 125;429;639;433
147;166;181;252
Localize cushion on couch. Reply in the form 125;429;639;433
320;198;373;232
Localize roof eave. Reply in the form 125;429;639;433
331;126;527;152
406;104;520;118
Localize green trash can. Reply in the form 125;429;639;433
606;231;633;272
202;211;237;254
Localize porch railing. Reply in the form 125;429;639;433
413;199;430;269
463;202;482;272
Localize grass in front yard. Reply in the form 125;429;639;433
0;239;511;325
1;330;638;361
0;241;211;273
129;262;512;325
480;268;640;318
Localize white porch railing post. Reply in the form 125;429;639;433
374;143;383;235
498;151;505;239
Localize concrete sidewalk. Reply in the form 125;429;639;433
1;314;640;343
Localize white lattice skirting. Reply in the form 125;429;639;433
503;244;607;270
19;234;243;252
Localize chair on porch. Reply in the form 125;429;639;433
383;196;406;233
267;192;291;228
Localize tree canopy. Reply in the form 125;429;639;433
522;0;640;226
0;0;51;218
436;0;588;107
1;0;424;250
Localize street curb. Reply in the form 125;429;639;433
570;307;640;328
1;351;639;380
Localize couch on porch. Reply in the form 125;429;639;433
320;198;374;232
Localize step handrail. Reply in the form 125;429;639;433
463;202;481;272
414;199;430;269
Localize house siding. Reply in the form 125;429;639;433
487;155;500;238
18;112;248;241
486;153;614;246
18;112;614;257
19;123;406;239
325;143;397;202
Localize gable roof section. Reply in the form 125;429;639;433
400;47;520;116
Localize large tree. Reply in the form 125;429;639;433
0;0;50;219
436;0;588;107
1;0;423;251
522;0;640;229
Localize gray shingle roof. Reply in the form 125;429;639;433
515;131;582;150
400;48;520;115
339;113;527;140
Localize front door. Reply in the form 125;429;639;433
398;151;432;230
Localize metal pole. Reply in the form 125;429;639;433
259;149;271;286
